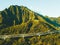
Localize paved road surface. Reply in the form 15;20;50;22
0;30;60;40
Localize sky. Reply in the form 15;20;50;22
0;0;60;17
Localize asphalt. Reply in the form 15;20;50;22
0;30;60;40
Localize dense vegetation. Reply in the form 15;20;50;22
45;16;60;30
0;5;60;45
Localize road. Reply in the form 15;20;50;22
0;30;60;40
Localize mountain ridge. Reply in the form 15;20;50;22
0;5;60;45
0;5;58;34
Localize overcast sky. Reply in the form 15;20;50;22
0;0;60;17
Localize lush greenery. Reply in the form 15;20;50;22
0;5;60;45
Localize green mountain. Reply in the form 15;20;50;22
0;5;60;45
49;17;60;25
45;16;60;30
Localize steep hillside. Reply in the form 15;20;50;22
0;5;57;34
0;5;60;45
50;17;60;25
45;16;60;29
